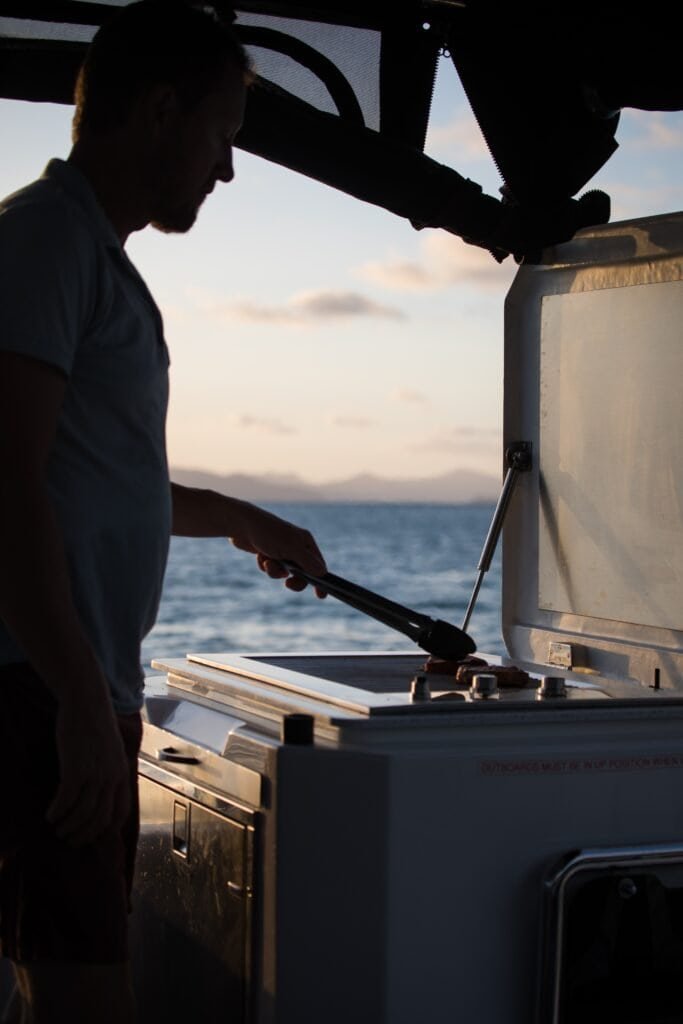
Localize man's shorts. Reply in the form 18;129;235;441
0;663;142;964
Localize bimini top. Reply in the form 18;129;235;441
0;0;635;261
1;2;681;258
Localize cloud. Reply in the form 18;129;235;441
329;415;377;429
237;414;296;435
294;290;405;320
191;287;406;325
412;426;501;454
392;388;429;405
361;260;437;292
359;233;516;293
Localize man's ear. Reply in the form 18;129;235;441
139;82;179;137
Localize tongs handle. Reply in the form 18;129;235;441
282;562;476;661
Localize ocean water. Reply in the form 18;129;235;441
141;502;504;672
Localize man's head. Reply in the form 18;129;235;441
72;1;251;233
73;1;250;140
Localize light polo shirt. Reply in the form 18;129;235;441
0;158;172;713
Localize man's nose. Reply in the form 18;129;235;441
216;146;234;183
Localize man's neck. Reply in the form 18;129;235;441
68;140;150;246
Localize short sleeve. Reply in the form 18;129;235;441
0;194;96;376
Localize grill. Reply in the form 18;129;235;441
134;208;683;1024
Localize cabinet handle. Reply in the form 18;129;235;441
157;746;200;765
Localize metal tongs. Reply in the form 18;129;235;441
282;561;476;661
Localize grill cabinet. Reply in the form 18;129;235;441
132;210;683;1024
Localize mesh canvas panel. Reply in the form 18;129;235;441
236;12;381;129
0;5;389;133
0;17;95;41
0;3;433;140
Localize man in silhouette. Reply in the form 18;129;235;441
0;3;326;1020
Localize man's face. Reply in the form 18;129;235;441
149;63;247;233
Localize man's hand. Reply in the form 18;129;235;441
228;504;328;595
171;483;328;595
47;695;130;847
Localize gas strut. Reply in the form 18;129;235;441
281;562;476;661
461;441;532;633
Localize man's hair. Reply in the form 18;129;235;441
73;1;251;140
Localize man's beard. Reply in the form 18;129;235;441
150;203;200;234
149;186;205;234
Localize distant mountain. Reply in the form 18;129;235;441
170;467;499;503
170;468;320;502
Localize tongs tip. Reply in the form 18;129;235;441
416;619;476;661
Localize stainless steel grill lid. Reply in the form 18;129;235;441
502;211;683;694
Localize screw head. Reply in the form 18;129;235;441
537;676;568;699
410;674;432;702
618;877;638;900
470;673;499;699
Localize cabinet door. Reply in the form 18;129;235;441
130;776;255;1024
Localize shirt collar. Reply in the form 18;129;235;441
42;157;122;250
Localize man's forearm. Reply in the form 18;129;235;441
170;482;327;578
170;482;253;537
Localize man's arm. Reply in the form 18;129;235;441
0;351;130;847
171;482;327;590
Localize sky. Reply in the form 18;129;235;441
2;53;683;485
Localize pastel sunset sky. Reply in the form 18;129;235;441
2;51;682;483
